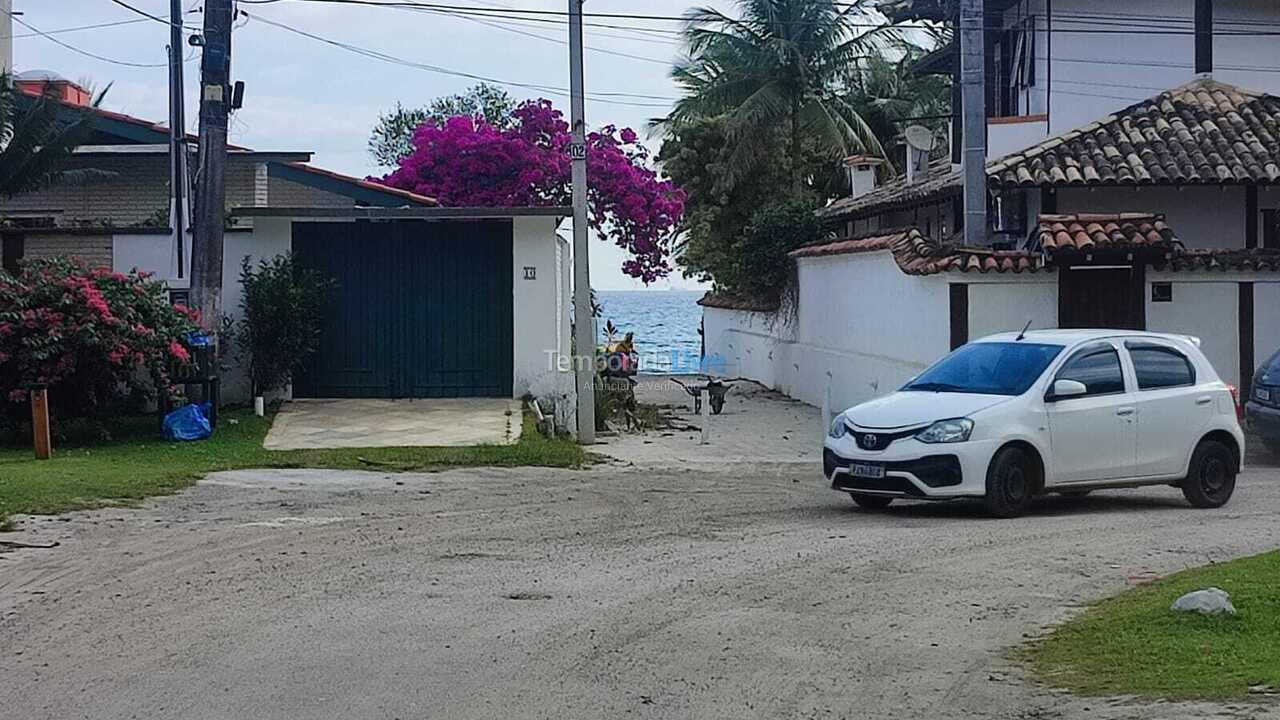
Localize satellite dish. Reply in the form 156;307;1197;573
904;125;936;152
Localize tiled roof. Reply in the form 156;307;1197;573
989;79;1280;188
817;162;962;220
1036;213;1179;253
1165;248;1280;272
281;163;438;207
789;228;1046;275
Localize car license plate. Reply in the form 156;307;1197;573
1258;388;1272;402
849;462;885;479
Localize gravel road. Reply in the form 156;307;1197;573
2;461;1280;720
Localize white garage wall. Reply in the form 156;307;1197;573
512;216;575;413
967;280;1059;340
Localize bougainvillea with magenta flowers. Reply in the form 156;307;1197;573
380;100;685;282
0;258;200;431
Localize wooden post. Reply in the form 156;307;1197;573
699;389;710;445
31;387;51;460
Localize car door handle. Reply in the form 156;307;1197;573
1195;396;1213;406
1116;407;1136;417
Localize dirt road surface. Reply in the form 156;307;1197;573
2;462;1279;720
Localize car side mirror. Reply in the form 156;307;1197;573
1048;379;1088;401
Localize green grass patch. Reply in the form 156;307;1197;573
1025;550;1280;701
0;408;586;526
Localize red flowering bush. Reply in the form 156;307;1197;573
0;258;200;430
381;100;686;282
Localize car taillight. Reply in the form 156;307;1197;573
1227;384;1244;422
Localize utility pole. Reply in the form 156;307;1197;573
192;0;232;338
169;0;186;279
959;0;988;246
568;0;595;444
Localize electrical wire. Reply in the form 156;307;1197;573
6;11;173;68
239;10;677;107
0;17;152;40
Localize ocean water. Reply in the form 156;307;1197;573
596;290;704;374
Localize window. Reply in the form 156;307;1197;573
1129;345;1196;390
903;342;1064;396
1056;345;1126;396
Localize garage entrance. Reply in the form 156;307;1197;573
292;220;513;399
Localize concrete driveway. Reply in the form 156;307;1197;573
262;398;522;450
2;459;1279;720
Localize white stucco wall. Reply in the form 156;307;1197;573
1029;0;1280;136
967;279;1059;340
704;252;953;412
1146;276;1241;386
1257;283;1280;369
512;217;575;414
1056;186;1246;251
111;222;291;403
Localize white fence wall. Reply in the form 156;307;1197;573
705;251;953;412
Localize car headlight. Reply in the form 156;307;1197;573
915;418;974;444
828;413;849;439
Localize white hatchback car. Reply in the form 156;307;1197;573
824;330;1245;518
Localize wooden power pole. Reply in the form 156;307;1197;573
191;0;233;337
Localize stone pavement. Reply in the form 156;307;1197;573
594;375;823;467
262;398;522;450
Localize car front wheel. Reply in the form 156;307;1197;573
850;493;894;510
984;446;1036;518
1181;440;1237;508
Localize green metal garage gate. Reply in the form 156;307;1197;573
292;220;514;399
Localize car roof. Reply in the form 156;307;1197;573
974;329;1201;348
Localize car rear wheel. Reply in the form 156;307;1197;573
850;493;894;510
984;446;1036;518
1181;440;1237;509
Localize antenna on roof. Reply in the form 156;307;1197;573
1015;319;1033;341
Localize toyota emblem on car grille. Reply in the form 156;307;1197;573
862;434;878;449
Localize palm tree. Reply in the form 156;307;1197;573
663;0;898;193
0;75;104;200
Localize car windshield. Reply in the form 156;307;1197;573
903;342;1064;396
1268;349;1280;375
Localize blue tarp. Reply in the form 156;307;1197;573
162;402;212;442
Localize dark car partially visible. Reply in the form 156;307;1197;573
1247;347;1280;456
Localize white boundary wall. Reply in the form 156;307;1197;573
704;252;1280;409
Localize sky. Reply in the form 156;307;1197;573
7;0;730;291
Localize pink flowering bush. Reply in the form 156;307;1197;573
381;100;685;282
0;258;200;431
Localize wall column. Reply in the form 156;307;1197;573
950;283;970;350
1240;281;1255;398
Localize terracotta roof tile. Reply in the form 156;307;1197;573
1165;248;1280;272
990;79;1280;188
1036;213;1179;253
789;228;1047;275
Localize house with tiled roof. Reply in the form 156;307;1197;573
0;69;574;418
701;0;1280;413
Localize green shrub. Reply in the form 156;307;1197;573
235;254;337;396
0;258;199;433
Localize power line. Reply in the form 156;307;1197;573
0;17;152;40
234;0;1280;36
239;10;677;107
5;11;173;68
